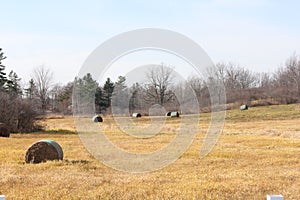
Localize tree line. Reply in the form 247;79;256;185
1;47;300;132
73;54;300;115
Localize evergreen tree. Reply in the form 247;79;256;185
95;86;106;113
112;76;128;114
115;76;126;90
73;73;98;114
6;70;22;96
58;82;73;102
80;73;98;107
129;83;144;113
25;78;37;99
0;48;7;91
57;82;73;114
103;77;114;109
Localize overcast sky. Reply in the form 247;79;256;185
1;0;300;85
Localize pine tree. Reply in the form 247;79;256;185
129;83;144;113
73;73;98;114
55;82;73;114
0;48;7;91
115;76;126;90
25;79;37;99
95;86;105;113
112;76;128;114
6;70;22;96
103;77;114;109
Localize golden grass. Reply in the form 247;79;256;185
0;104;299;199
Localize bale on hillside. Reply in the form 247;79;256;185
240;105;248;110
170;111;180;118
132;113;142;118
92;115;103;123
165;112;171;116
25;140;63;164
0;123;10;138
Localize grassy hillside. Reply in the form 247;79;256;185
0;104;299;199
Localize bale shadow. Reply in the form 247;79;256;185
44;129;77;134
63;159;90;165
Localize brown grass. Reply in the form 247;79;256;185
0;104;299;199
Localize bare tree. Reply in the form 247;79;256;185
32;66;53;112
50;83;62;112
0;91;38;133
285;53;300;95
188;76;205;99
224;63;240;90
129;83;145;114
206;63;228;104
268;53;300;103
185;76;211;108
223;63;256;90
258;72;272;88
145;65;174;106
237;68;257;89
206;62;258;104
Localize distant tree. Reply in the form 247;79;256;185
267;53;300;103
258;72;273;88
55;82;73;114
186;76;209;108
188;76;205;98
115;76;126;90
6;70;22;96
208;62;257;104
49;83;62;112
206;63;227;104
102;77;115;110
0;48;7;91
61;82;73;113
32;66;53;112
0;49;38;132
95;86;106;113
237;67;257;89
285;53;300;96
112;76;129;114
223;63;240;90
73;73;98;114
82;73;98;108
0;91;38;133
145;65;174;105
25;78;37;99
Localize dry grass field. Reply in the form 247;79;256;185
0;104;299;199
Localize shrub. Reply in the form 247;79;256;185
0;91;39;133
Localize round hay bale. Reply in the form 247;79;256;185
165;112;171;116
132;113;142;118
0;123;10;138
170;111;180;118
240;104;248;110
92;115;103;123
25;140;63;164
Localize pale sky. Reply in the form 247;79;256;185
1;0;300;85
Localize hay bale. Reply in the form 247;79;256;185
170;111;180;117
165;112;171;116
240;104;248;110
132;113;141;118
25;140;63;164
92;115;103;122
0;123;10;138
165;111;180;117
